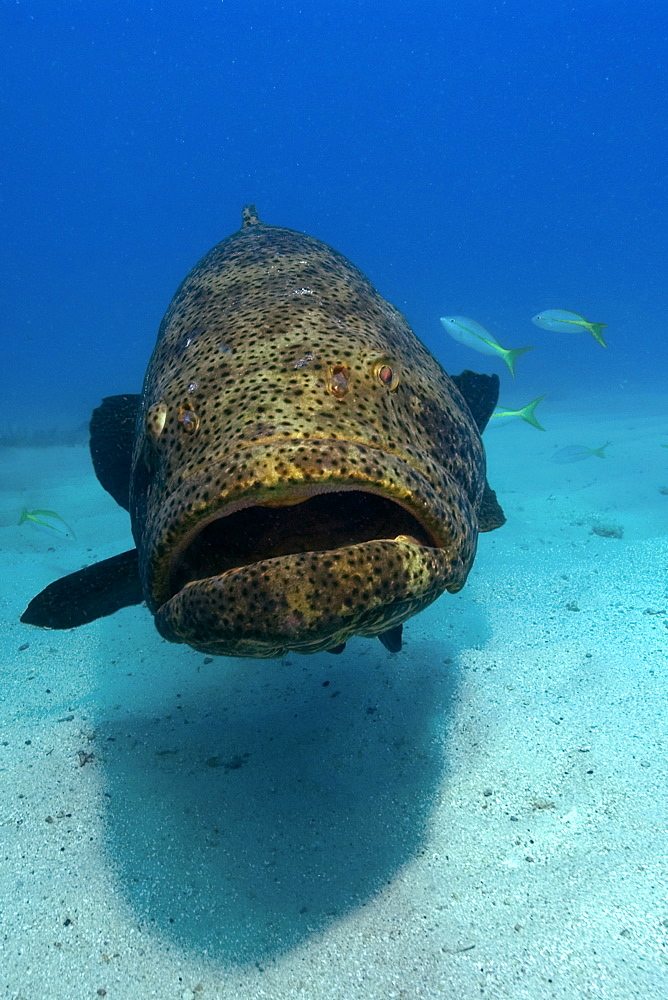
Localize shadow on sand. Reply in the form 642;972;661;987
96;636;464;966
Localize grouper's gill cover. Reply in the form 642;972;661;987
20;206;505;657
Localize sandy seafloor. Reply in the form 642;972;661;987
1;392;666;1000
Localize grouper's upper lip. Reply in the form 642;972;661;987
143;438;476;610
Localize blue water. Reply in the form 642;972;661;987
2;6;668;996
3;0;666;432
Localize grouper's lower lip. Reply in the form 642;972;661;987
155;533;458;658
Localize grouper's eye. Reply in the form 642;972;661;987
374;362;400;391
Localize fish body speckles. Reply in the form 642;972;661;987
21;207;505;657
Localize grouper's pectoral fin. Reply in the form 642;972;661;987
20;549;143;630
478;482;506;532
450;370;506;532
89;394;141;511
450;370;500;433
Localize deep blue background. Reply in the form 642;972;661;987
2;0;666;429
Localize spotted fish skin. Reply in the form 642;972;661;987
21;206;504;657
129;206;502;656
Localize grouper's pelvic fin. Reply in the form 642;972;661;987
90;394;141;511
20;549;143;630
242;204;261;227
377;623;404;652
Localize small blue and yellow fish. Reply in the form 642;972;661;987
489;395;547;431
532;309;607;348
440;316;534;377
551;442;611;464
18;507;76;539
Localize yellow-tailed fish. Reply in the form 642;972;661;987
531;309;607;348
18;507;76;539
551;441;611;464
489;395;547;431
440;316;533;378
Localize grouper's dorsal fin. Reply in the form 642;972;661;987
89;394;141;511
20;549;143;630
450;370;500;433
242;204;261;227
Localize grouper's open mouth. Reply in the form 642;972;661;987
150;453;478;657
169;487;436;593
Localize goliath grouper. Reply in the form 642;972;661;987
21;206;505;657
